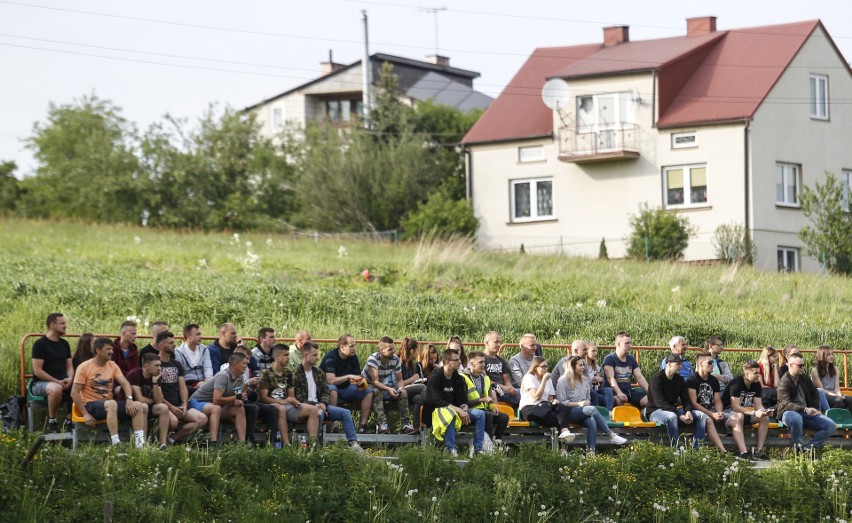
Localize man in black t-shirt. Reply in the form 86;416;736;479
127;353;172;448
423;349;485;456
320;334;375;431
723;360;772;460
138;321;169;362
31;312;74;432
156;331;208;444
483;331;518;407
685;352;728;455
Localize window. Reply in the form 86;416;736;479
777;247;799;273
842;170;851;212
511;178;553;221
518;146;545;163
664;165;707;207
776;163;801;206
273;108;283;129
671;131;697;149
576;92;635;131
326;99;363;123
809;74;828;119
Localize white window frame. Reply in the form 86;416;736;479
842;169;851;213
273;108;283;129
776;162;801;207
510;177;554;222
576;92;635;133
518;146;545;163
671;131;698;149
777;247;799;273
663;164;708;208
809;74;829;120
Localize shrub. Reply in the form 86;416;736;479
800;172;852;275
626;203;694;261
400;191;478;240
712;222;755;265
598;238;608;260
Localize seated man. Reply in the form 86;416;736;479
550;340;586;388
251;327;276;373
71;336;148;448
126;353;174;449
112;320;140;376
508;334;537;392
646;354;702;448
685;352;732;455
258;344;321;445
659;336;693;379
482;331;518;408
603;332;649;408
361;337;416;435
155;330;208;444
722;360;772;460
138;321;169;360
777;353;836;453
174;324;213;392
464;351;509;445
223;345;277;446
189;353;250;445
423;348;486;457
293;342;364;452
31;312;74;432
320;334;374;432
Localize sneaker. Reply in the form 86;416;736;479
358;424;368;434
587;448;596;458
448;448;458;457
609;433;628;445
792;443;805;455
493;438;504;448
159;444;168;451
349;442;365;453
401;424;417;435
46;419;58;434
558;428;576;443
329;421;341;433
376;423;389;434
735;452;753;461
62;418;73;432
752;449;769;461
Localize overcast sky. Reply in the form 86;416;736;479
2;0;850;176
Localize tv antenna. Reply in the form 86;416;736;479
419;6;448;55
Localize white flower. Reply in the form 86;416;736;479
671;286;680;293
431;497;437;502
266;238;273;247
133;236;141;244
232;233;240;243
575;303;583;308
596;299;607;308
338;245;348;257
245;241;252;248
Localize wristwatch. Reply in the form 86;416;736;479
128;395;134;401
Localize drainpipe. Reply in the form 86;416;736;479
465;148;473;200
744;121;750;232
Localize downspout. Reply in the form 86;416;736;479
465;148;473;200
651;69;657;127
744;121;750;232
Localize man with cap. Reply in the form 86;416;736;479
646;353;705;448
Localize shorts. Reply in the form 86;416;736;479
189;398;210;413
722;409;754;425
85;400;132;421
284;404;301;423
627;390;647;408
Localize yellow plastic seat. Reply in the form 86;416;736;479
612;405;658;428
495;402;532;428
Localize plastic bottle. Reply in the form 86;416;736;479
274;431;282;449
300;435;307;450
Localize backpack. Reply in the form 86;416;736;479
0;396;24;432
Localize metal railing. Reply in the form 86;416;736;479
558;124;638;160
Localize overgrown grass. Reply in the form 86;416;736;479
2;218;851;396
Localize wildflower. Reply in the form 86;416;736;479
338;245;348;257
134;236;141;244
575;303;583;308
266;238;273;247
671;286;680;293
596;299;607;308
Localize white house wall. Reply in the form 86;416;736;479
748;24;852;272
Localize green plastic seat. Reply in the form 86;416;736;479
826;408;852;429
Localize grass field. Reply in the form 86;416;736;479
2;217;851;396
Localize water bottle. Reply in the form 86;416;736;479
300;435;307;450
273;431;282;449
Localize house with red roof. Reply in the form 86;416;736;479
462;17;852;272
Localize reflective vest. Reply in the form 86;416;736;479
462;373;493;411
431;407;461;441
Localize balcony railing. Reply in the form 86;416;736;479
558;124;639;163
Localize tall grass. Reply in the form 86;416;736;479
1;218;851;396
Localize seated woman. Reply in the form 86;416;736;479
399;337;427;428
757;346;780;408
72;333;95;371
556;356;628;452
419;344;440;378
446;336;468;367
811;345;852;412
585;342;614;411
518;356;575;443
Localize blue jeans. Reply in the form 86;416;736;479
444;408;485;452
781;410;836;447
649;409;707;448
318;405;358;443
331;383;374;403
817;389;830;413
567;405;612;449
590;387;615;411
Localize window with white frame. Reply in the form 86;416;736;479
576;92;635;132
777;247;799;273
671;131;697;149
809;74;829;119
511;178;553;221
842;170;851;213
518;146;545;163
273;108;283;129
776;163;801;206
664;164;707;207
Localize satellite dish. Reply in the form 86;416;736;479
541;78;572;110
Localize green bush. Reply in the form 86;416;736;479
400;191;478;240
712;222;755;265
626;203;694;261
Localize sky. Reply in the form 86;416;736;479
2;0;850;176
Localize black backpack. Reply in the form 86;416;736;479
0;396;24;432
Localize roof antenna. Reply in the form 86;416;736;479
419;6;448;55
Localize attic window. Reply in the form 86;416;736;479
671;132;697;149
518;146;545;163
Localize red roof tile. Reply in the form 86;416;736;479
463;19;833;144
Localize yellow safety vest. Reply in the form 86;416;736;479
462;373;493;411
431;407;462;441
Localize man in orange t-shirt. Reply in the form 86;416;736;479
71;337;149;447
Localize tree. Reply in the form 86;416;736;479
399;178;478;239
800;172;852;274
0;161;19;214
626;203;694;261
598;238;608;260
712;223;755;265
21;94;141;222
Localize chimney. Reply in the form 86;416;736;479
686;16;717;36
425;54;450;67
603;26;629;47
320;49;347;75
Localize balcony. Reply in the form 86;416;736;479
558;125;639;163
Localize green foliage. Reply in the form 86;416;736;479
21;94;142;223
0;161;19;214
400;179;478;240
626;203;694;261
800;172;852;275
712;222;755;265
598;237;608;260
